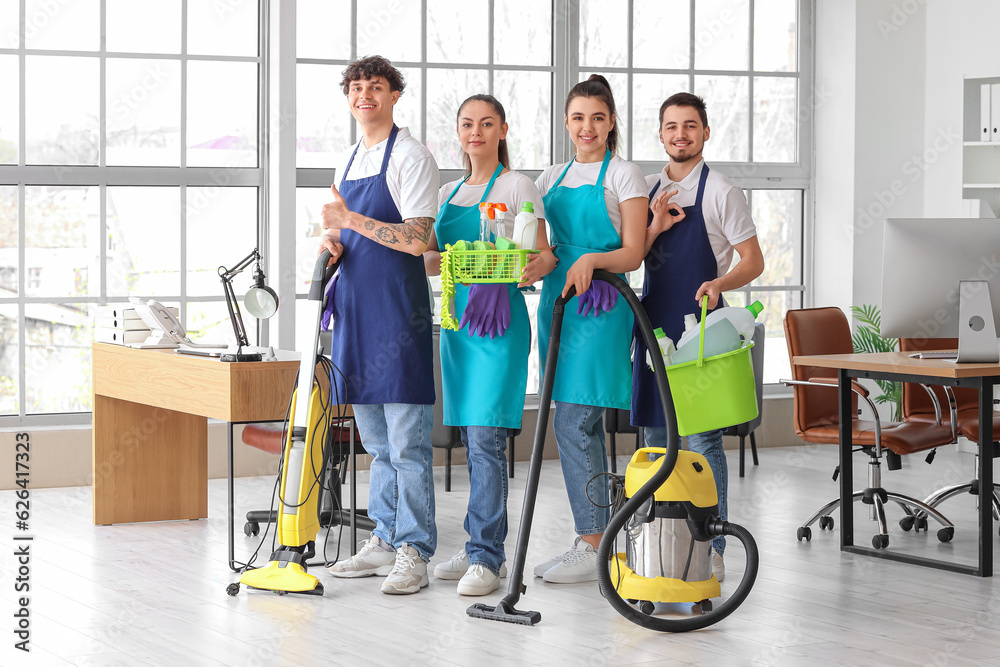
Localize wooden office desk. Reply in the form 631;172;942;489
793;351;999;576
91;343;299;525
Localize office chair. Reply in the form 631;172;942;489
240;418;376;536
898;337;1000;535
606;408;644;474
723;322;765;477
782;307;956;549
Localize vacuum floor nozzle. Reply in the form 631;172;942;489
466;601;541;625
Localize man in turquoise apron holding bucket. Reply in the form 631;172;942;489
320;56;440;595
631;93;764;582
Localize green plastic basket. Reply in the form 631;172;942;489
663;298;758;436
439;243;538;331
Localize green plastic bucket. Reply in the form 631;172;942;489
663;299;759;437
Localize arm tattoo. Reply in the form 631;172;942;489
376;226;400;244
401;217;434;245
364;218;376;231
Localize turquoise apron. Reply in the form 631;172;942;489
538;151;634;409
436;165;530;428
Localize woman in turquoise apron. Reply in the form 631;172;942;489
531;76;648;584
424;95;556;596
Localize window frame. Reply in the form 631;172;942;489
0;0;268;426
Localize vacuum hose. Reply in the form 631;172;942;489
589;270;760;632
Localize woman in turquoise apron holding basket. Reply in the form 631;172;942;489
530;75;648;584
423;94;556;596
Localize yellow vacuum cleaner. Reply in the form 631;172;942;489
227;250;342;597
612;448;721;614
469;269;759;631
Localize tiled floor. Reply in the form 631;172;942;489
2;442;999;666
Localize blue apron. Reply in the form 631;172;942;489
631;164;717;426
435;165;530;428
538;151;634;409
329;125;435;405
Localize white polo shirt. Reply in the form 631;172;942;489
335;126;439;220
646;159;757;278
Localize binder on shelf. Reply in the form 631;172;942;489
982;84;992;142
992;84;1000;143
94;327;151;345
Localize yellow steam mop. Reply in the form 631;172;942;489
468;270;759;631
228;250;341;596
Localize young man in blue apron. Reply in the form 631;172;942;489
319;56;440;595
631;93;764;583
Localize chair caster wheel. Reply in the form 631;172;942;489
796;526;811;542
639;601;655;615
914;516;928;532
244;521;260;537
226;583;240;596
899;515;915;531
872;534;889;549
699;599;713;614
937;526;954;543
819;515;835;531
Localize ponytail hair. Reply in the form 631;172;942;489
456;94;510;175
564;74;619;156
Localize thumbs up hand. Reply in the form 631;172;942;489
322;183;356;230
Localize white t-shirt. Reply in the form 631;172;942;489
438;170;546;238
535;155;648;236
335;126;439;220
645;159;757;278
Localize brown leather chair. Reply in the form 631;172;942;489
899;337;1000;534
783;307;955;548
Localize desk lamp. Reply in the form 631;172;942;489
219;248;279;362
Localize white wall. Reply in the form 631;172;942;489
815;0;999;311
812;0;857;311
923;0;1000;218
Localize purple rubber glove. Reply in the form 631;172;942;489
577;279;618;316
459;284;510;339
320;273;339;331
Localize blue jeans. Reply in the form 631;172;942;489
645;427;727;555
352;403;436;561
459;426;508;575
553;401;609;536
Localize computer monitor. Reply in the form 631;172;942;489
881;218;1000;363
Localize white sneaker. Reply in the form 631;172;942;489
533;536;587;577
712;551;725;582
434;549;508;580
381;543;429;595
456;564;500;596
328;535;395;578
541;539;598;584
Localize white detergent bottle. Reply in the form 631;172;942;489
704;300;764;342
646;327;676;369
672;314;741;365
512;202;538;250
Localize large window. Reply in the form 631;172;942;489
2;0;810;424
0;0;264;421
295;0;810;391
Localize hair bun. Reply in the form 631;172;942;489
587;74;612;92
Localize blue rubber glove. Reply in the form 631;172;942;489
320;273;339;331
459;284;510;338
577;279;618;316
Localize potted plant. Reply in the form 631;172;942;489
850;305;901;421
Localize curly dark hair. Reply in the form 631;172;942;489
340;55;405;95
